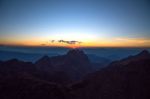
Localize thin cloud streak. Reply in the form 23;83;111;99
50;40;82;45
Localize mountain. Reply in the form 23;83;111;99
1;49;150;99
0;49;93;85
35;49;93;82
0;60;3;65
35;55;53;71
0;59;70;99
70;50;150;99
0;59;36;75
109;50;150;66
0;72;70;99
0;49;94;99
35;55;71;84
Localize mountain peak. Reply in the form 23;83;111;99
66;49;91;65
110;50;150;66
35;55;52;71
36;55;51;65
136;50;150;58
137;50;150;57
67;49;85;56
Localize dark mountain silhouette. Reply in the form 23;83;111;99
109;50;150;66
35;55;53;71
0;49;93;85
35;49;93;82
0;59;36;75
70;50;150;99
0;59;70;99
0;73;70;99
0;49;150;99
0;60;3;65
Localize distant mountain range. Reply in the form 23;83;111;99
0;50;59;62
0;49;150;99
0;50;111;64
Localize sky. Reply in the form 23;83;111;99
0;0;150;48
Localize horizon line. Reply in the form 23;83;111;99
0;44;150;49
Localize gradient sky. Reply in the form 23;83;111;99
0;0;150;47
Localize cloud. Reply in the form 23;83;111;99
50;40;55;43
50;40;82;45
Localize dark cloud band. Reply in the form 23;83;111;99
50;40;82;45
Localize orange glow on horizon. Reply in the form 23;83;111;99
0;37;150;48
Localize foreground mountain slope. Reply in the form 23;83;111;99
71;50;150;99
0;59;36;75
0;59;70;99
0;73;69;99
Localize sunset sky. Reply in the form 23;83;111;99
0;0;150;48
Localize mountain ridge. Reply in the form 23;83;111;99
70;50;150;99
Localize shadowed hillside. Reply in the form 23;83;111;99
70;50;150;99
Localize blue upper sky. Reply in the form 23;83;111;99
0;0;150;47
